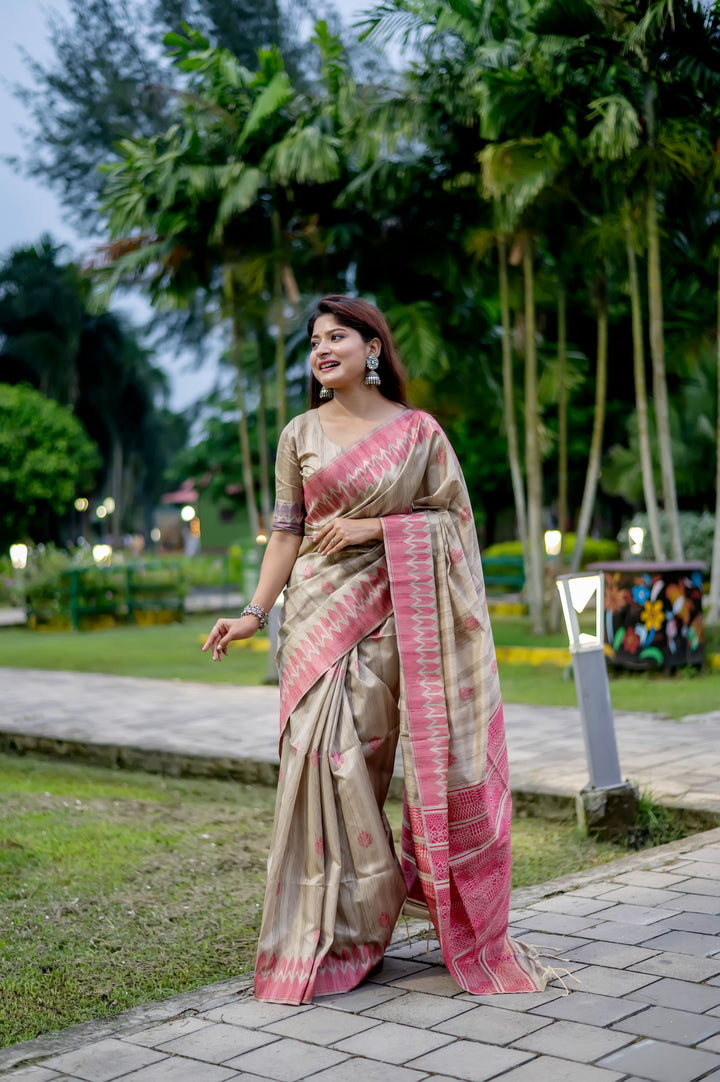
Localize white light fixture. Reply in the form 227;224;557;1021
150;527;161;543
544;529;562;557
556;570;622;790
10;543;28;570
96;505;108;520
74;497;89;512
628;526;645;556
103;497;116;514
92;544;112;565
556;571;604;651
180;505;196;522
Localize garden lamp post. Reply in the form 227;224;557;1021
556;571;639;840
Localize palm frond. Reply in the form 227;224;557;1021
238;71;294;147
386;300;450;376
587;95;641;162
357;1;431;47
627;0;676;50
212;167;262;240
262;125;342;187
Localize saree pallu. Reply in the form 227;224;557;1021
254;408;550;1003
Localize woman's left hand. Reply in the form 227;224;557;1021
316;517;382;555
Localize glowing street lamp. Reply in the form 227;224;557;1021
556;571;639;838
74;497;89;512
544;530;562;558
628;526;645;556
180;505;196;522
10;543;28;570
92;544;112;565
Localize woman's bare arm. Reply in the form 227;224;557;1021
202;529;303;660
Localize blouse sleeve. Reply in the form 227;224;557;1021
272;420;305;535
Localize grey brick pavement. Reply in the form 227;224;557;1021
4;668;720;810
5;670;720;1080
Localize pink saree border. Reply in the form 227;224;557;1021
383;512;544;994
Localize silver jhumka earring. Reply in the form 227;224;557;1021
364;352;381;387
319;386;333;399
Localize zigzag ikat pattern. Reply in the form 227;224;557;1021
384;513;547;994
255;941;386;1003
279;566;392;728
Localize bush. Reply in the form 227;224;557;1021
618;511;715;564
483;534;620;566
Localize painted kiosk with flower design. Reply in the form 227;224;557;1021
588;561;706;672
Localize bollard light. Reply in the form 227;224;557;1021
556;571;639;840
556;571;621;789
10;543;28;570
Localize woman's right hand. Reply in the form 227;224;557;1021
202;615;260;661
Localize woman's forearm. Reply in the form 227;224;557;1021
249;529;303;612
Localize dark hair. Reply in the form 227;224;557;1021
306;295;409;408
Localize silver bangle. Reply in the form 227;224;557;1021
241;603;269;630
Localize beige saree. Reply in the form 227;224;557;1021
254;408;550;1004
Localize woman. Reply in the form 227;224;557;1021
202;295;551;1005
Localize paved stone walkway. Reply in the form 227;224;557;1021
3;669;720;810
5;668;720;1081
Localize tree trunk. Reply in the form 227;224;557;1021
224;308;259;547
255;330;273;534
644;68;682;561
569;274;608;575
626;214;665;560
549;283;568;633
708;253;720;625
109;437;123;549
271;206;287;432
522;238;545;633
498;235;528;561
557;283;568;547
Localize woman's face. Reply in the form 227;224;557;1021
309;314;380;395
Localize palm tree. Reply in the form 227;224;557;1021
97;26;347;533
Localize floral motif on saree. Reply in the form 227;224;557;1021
254;408;550;1003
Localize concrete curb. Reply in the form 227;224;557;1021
5;730;720;821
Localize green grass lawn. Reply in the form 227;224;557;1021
2;615;719;718
0;754;623;1048
0;617;268;685
497;662;720;720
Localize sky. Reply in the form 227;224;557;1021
0;0;367;410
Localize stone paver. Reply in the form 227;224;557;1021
498;1060;624;1082
41;1039;167;1080
405;1041;533;1081
7;671;720;1082
224;1036;347;1080
431;1005;552;1044
599;1037;720;1082
511;1018;634;1062
613;1003;720;1044
155;1022;277;1062
119;1062;242;1082
333;1019;454;1063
